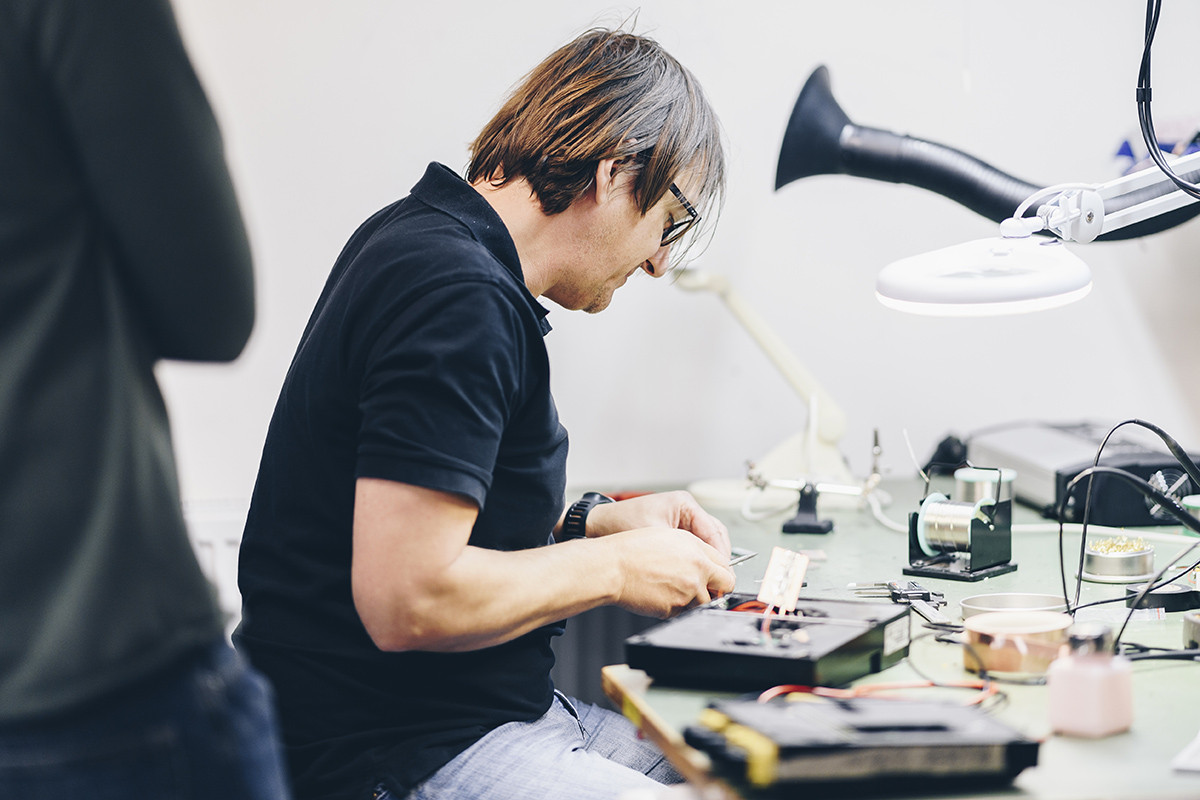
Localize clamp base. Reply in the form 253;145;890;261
904;560;1018;583
782;484;834;534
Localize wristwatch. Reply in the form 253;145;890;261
561;492;614;540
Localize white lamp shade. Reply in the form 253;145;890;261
876;236;1093;316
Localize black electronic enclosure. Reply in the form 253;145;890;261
624;594;909;690
968;421;1200;527
685;696;1039;796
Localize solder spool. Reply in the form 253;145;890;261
905;489;1016;581
914;493;988;557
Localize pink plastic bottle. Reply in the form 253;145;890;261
1047;622;1132;738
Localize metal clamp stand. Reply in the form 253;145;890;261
782;484;834;534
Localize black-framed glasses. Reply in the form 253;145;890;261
661;183;701;247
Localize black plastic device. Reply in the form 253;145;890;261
624;594;910;690
968;421;1200;527
685;695;1039;795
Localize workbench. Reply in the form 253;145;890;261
602;478;1200;799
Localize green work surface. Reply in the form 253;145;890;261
607;478;1200;799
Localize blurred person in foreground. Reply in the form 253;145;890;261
0;1;289;797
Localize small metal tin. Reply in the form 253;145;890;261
1081;546;1155;584
960;592;1068;619
953;467;1016;504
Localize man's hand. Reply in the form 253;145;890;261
584;490;731;560
603;528;736;619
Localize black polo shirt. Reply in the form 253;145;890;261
235;163;570;800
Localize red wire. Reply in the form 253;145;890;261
757;680;997;705
729;600;769;612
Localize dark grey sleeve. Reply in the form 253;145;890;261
33;0;255;361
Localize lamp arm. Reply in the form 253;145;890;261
1036;150;1200;243
674;269;847;446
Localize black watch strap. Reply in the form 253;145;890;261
561;492;614;540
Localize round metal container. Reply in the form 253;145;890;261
962;610;1072;675
953;467;1016;504
1081;546;1155;584
960;592;1068;618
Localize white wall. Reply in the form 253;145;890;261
159;0;1200;506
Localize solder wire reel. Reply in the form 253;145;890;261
904;467;1018;582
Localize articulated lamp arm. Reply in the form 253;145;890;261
1018;150;1200;244
674;268;847;449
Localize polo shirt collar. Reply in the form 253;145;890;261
410;163;524;284
410;163;551;333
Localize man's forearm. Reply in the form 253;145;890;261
355;539;623;653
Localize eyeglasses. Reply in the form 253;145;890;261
661;183;701;247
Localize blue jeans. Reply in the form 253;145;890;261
375;692;682;800
0;639;291;800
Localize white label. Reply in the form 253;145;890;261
883;616;910;656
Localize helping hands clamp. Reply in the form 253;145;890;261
849;580;952;626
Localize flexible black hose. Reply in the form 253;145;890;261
775;65;1200;241
838;125;1040;224
835;124;1200;241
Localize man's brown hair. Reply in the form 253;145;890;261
468;28;724;235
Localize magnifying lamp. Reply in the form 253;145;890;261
776;54;1200;316
876;150;1200;316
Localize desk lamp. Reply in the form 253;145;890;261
674;268;853;486
674;269;864;520
874;150;1200;316
776;50;1200;316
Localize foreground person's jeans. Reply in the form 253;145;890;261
0;639;291;800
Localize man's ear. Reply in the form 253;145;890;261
593;157;631;206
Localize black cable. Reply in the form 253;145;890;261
1057;465;1200;647
1068;423;1123;611
1137;0;1200;200
1070;542;1200;614
1127;649;1200;662
1070;549;1200;617
1058;516;1071;616
1134;419;1200;489
1075;551;1200;614
1065;421;1128;612
1117;548;1200;649
1061;419;1200;613
1061;465;1200;541
1069;595;1129;613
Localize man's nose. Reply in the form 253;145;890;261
641;244;671;277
